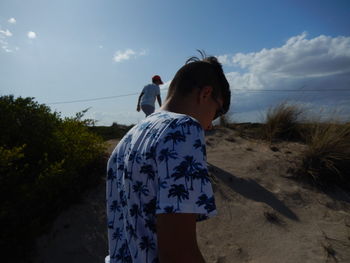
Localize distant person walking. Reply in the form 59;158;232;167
137;75;163;117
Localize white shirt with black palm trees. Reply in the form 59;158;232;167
106;111;217;263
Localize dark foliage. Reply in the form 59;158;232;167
0;95;106;262
89;122;133;140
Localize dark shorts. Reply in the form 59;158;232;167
141;104;155;117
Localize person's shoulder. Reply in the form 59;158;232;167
154;112;203;134
118;126;137;145
152;111;185;121
150;83;159;90
144;83;157;88
175;115;203;130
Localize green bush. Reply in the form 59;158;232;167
0;95;106;262
88;122;134;140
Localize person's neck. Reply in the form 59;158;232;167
160;97;203;126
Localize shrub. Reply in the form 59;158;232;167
0;95;106;262
301;122;350;189
264;102;304;142
88;122;133;140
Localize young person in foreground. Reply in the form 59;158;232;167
106;53;231;263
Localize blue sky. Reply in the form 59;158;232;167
1;0;350;125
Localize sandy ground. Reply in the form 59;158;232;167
35;127;350;263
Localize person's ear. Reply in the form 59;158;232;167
199;86;213;103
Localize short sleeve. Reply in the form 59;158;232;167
156;117;217;221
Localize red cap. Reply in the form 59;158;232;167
152;75;163;84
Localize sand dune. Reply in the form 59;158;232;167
35;127;350;263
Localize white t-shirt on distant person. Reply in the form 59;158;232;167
140;84;160;107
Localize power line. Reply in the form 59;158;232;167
48;92;140;105
47;88;350;105
239;89;350;92
48;89;169;105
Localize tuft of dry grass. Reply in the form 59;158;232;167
229;123;265;139
264;102;304;142
263;211;285;226
219;114;230;128
301;122;350;189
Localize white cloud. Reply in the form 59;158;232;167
139;49;147;56
113;49;147;62
0;27;19;53
0;38;13;53
0;29;13;37
220;33;350;122
113;49;135;62
2;46;12;53
27;31;37;39
216;54;232;66
8;18;16;24
99;45;103;49
160;80;171;90
231;32;350;79
1;42;12;52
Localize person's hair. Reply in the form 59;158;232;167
167;50;231;114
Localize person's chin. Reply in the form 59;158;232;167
204;123;213;131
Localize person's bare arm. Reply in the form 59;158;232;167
137;92;144;111
157;94;162;107
157;213;205;263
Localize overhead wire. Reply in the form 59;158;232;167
47;88;350;105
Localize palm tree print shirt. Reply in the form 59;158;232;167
106;111;217;263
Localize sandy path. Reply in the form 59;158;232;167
34;130;350;263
